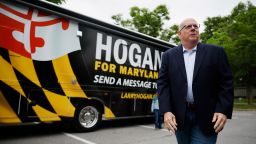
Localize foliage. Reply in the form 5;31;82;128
112;5;179;44
200;16;230;43
160;24;179;44
201;1;256;104
46;0;65;4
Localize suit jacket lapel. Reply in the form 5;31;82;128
193;43;206;81
175;45;187;81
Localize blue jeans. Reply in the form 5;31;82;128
154;109;162;129
175;109;217;144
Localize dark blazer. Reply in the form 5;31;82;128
157;43;234;136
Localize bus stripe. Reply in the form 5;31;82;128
0;55;25;96
8;52;62;121
52;55;87;98
0;48;10;63
14;69;57;114
43;89;75;117
9;51;41;86
33;104;61;122
33;60;65;95
68;51;89;90
0;81;40;122
1;55;61;122
0;89;21;123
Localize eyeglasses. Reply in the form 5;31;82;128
179;24;200;32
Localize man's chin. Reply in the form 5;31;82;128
189;38;199;43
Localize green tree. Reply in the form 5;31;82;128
200;16;230;43
201;1;256;104
112;5;179;44
160;24;179;44
46;0;65;4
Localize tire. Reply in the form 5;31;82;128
74;104;102;132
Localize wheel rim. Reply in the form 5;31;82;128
78;106;99;128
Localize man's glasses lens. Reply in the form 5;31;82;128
186;24;199;29
180;24;200;31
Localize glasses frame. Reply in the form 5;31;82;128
179;24;200;32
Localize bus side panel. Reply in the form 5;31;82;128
0;0;169;125
75;25;164;117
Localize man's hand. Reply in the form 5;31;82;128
164;112;177;133
212;112;227;133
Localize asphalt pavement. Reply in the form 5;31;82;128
0;111;255;144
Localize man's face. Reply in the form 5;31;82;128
178;19;200;44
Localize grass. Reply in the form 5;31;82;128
234;98;256;110
234;104;256;110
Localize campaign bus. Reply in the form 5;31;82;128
0;0;175;131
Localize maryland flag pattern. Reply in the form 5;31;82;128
0;0;116;126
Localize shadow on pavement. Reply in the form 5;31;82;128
0;117;154;139
0;123;63;140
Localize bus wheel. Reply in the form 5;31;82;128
74;104;102;132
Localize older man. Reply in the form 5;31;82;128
157;18;234;144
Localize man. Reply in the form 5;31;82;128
157;18;234;144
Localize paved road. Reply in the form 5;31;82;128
0;111;255;144
218;111;256;144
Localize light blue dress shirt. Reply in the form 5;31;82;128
183;46;197;103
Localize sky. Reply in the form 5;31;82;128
60;0;256;32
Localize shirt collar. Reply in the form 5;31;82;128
183;46;197;53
